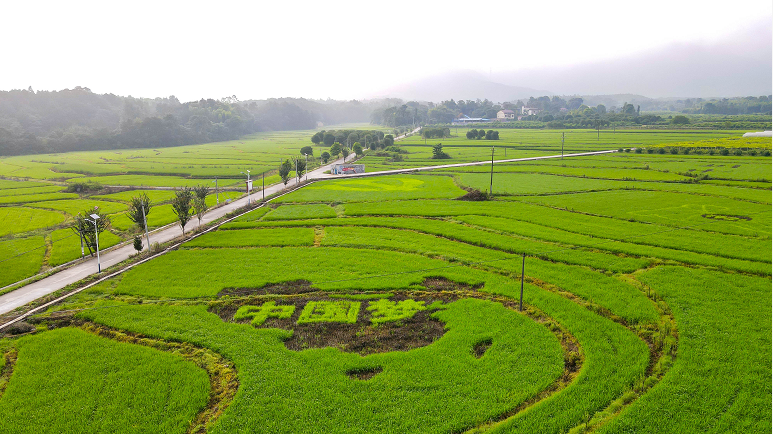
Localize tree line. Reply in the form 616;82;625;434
0;88;379;156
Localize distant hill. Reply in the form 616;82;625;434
371;70;551;103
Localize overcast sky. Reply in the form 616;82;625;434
2;0;771;101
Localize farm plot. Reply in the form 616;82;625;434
0;327;210;434
0;207;65;236
520;189;771;237
0;132;770;433
274;174;466;203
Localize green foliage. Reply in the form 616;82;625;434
0;236;45;287
133;235;143;252
367;298;426;325
184;227;315;248
234;301;295;326
599;268;772;433
275;175;465;203
0;328;209;434
127;192;152;229
192;185;209;226
431;143;450;159
0;207;64;236
81;298;563;434
263;204;337;220
297;301;361;324
49;228;121;266
279;159;292;186
171;187;194;233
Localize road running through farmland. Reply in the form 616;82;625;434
0;146;616;316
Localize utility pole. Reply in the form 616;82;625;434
489;146;494;195
241;170;251;204
519;253;526;311
561;132;565;159
262;171;265;201
213;177;219;205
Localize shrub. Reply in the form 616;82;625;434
763;150;771;156
733;149;743;156
720;149;730;156
657;148;666;154
682;148;690;155
646;148;653;154
634;148;642;153
670;148;679;154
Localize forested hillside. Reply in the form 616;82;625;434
0;88;376;156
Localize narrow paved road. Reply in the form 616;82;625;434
0;147;615;315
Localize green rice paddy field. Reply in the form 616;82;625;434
0;127;771;433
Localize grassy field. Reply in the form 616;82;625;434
0;127;770;432
0;327;209;434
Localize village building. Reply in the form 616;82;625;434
496;109;516;120
521;107;542;116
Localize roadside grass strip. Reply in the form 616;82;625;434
234;301;295;326
263;204;337;220
0;236;45;287
0;207;65;236
79;297;565;434
598;267;772;433
0;327;209;434
297;301;360;324
368;299;427;325
274;174;466;203
341;200;771;262
184;228;315;248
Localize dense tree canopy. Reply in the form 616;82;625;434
0;88;380;156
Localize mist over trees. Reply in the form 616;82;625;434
0;88;379;156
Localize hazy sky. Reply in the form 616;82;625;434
2;0;771;101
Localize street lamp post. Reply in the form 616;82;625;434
86;213;101;273
241;170;251;204
212;177;219;205
304;153;308;181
